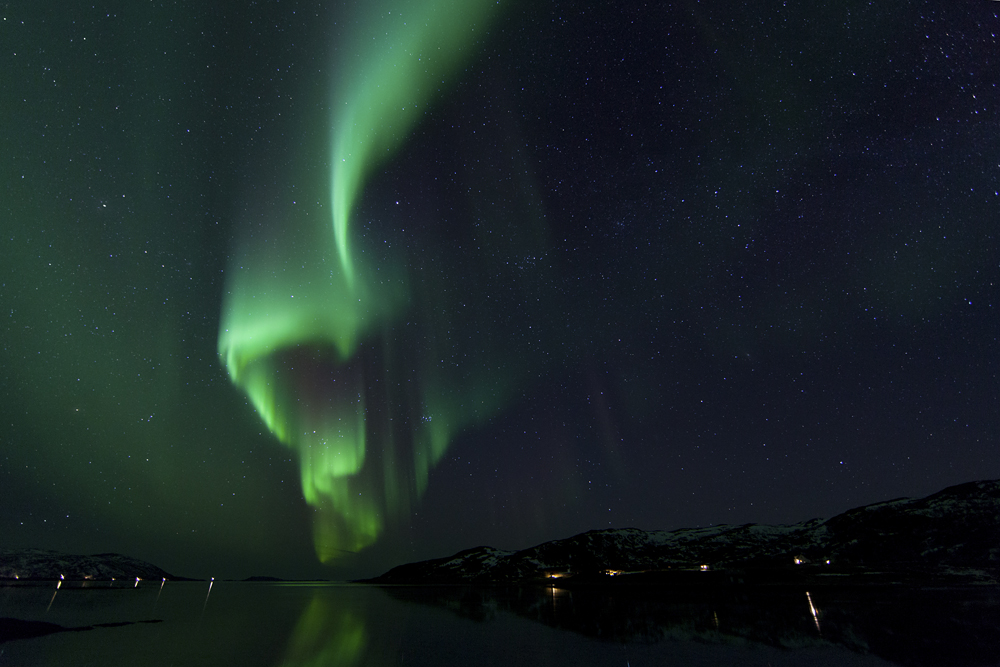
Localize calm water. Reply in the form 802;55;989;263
1;580;997;666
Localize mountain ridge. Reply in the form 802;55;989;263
0;549;179;581
368;479;1000;583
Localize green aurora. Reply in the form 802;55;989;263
217;0;529;560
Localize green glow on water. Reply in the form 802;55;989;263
284;594;367;667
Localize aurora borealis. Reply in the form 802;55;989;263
219;0;539;559
2;1;998;580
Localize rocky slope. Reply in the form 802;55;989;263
0;549;177;581
369;479;1000;583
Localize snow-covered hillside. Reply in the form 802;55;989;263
371;479;1000;583
0;549;176;581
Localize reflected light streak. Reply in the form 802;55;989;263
47;583;60;612
549;585;570;608
155;577;166;609
203;577;215;614
806;591;822;634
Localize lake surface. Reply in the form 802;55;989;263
2;579;997;666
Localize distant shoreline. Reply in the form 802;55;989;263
364;479;1000;585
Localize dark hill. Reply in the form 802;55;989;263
0;549;179;581
368;479;1000;584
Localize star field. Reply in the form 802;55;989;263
1;0;997;580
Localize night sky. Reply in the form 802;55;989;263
2;0;997;581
